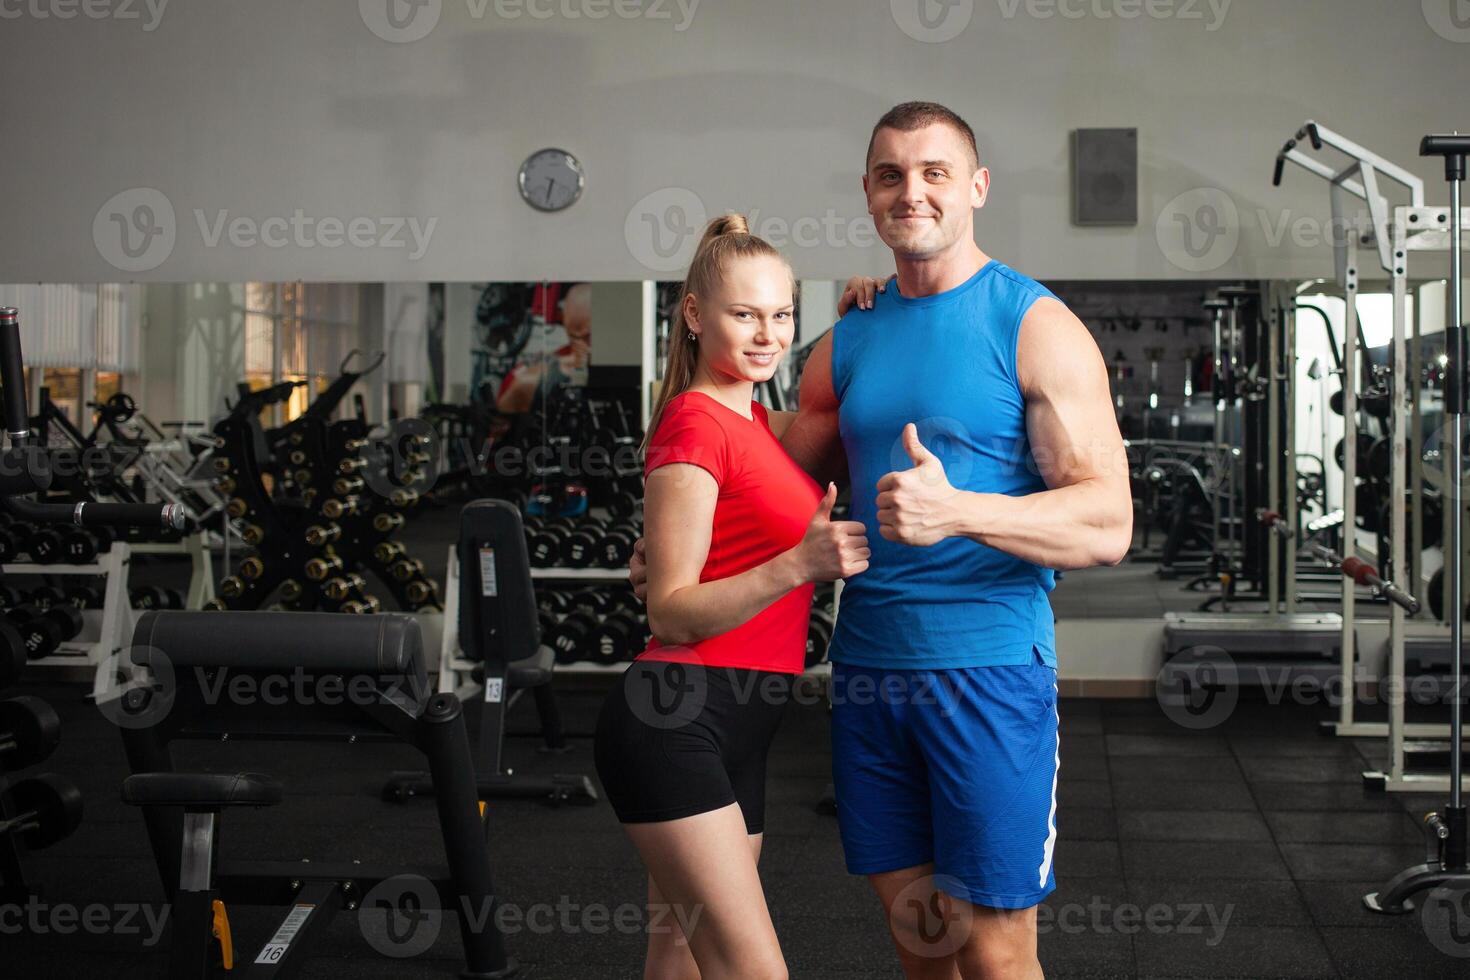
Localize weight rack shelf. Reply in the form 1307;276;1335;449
529;569;631;581
4;563;112;575
3;544;138;690
441;553;842;679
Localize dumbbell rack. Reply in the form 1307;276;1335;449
210;411;440;614
434;548;631;695
3;543;138;690
529;568;639;674
130;534;217;610
434;557;845;692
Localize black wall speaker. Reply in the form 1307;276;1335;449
1072;128;1138;227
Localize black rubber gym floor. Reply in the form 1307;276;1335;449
6;678;1467;979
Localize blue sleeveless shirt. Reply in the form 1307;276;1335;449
828;260;1059;670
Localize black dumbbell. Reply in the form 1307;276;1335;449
569;588;620;618
404;579;439;607
309;523;345;548
130;586;184;611
388;558;426;583
528;523;572;567
606;487;640;518
372;540;407;564
0;696;61;769
305;555;345;582
0;621;25;691
324;574;368;602
0;585;22;609
592;607;648;665
548;612;596;664
0;524;23;564
806;608;836;669
536;590;574;619
60;528;100;564
52;604;85;638
372;512;405;534
27;586;65;611
0;773;84;850
597;520;641;569
7;604;84;660
22;527;64;565
63;583;104;610
5;608;62;660
559;518;608;568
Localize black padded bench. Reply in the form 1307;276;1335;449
115;610;518;979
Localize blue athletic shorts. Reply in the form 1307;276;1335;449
829;652;1060;909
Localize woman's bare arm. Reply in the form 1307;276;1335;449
643;464;867;645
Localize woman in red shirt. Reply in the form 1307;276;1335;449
595;215;868;980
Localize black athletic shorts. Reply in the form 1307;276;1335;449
594;660;793;836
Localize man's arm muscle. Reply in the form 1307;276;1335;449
780;330;848;487
944;298;1133;569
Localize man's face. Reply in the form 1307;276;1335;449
864;123;988;260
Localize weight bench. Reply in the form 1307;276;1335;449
116;611;518;979
384;498;597;805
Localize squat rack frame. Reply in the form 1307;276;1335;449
1275;120;1469;792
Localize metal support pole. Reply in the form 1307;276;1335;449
1222;298;1242;590
1268;299;1281;611
1388;223;1409;785
1447;174;1465;818
1284;295;1299;616
1338;247;1361;734
1410;286;1424;598
1209;301;1227;578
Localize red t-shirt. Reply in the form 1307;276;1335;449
638;391;821;675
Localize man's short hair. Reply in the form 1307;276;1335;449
866;102;980;172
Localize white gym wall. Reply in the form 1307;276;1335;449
1;1;1467;283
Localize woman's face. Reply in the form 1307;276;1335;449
686;253;795;385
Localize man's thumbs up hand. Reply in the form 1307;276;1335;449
876;423;959;547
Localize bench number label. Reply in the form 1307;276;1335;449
255;903;315;963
